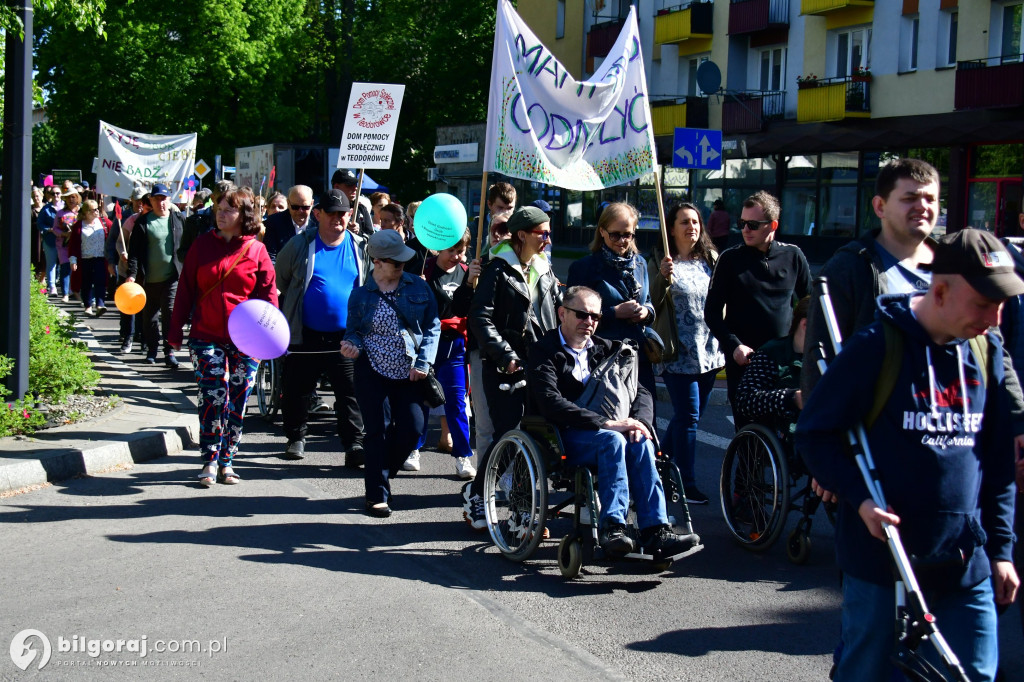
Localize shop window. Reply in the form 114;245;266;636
970;143;1024;178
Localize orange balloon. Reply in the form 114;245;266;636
114;282;147;315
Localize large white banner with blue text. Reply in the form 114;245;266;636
96;121;197;199
483;0;655;191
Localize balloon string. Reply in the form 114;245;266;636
284;350;342;355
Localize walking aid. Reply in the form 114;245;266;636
815;277;969;682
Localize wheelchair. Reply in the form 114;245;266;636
253;358;282;420
482;416;703;579
719;422;835;564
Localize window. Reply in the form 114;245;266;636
938;10;958;66
759;47;786;91
836;28;870;78
1002;3;1023;62
900;15;919;71
556;0;565;39
687;55;710;96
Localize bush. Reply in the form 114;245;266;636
0;275;100;436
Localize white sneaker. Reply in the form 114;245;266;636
455;457;476;480
402;450;421;471
83;306;94;316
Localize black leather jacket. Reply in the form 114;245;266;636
469;254;560;370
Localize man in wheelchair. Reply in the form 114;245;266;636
528;285;700;559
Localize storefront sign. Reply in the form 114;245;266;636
434;143;479;164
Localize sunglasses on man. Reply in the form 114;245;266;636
738;219;772;230
564;306;602;322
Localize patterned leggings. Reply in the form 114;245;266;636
188;340;259;465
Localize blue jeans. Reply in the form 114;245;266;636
41;239;58;293
560;428;668;531
355;357;425;504
435;337;472;458
836;574;997;682
661;370;717;488
58;262;71;297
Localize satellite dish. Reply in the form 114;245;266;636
695;60;722;94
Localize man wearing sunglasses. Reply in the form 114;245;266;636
705;190;811;430
529;286;701;559
264;185;319;263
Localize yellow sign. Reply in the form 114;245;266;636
194;159;210;178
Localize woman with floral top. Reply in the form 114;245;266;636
653;202;725;505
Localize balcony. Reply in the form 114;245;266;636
955;56;1024;110
729;0;790;35
587;19;625;59
722;91;787;134
654;2;713;55
800;0;872;13
796;77;870;123
650;97;711;136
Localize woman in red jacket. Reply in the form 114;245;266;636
169;187;278;486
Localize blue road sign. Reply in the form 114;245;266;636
672;128;723;170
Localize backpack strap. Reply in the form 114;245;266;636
967;335;990;391
865;320;903;430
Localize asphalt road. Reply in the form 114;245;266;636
1;299;1021;681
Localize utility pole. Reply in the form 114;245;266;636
0;1;33;400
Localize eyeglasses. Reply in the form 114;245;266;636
605;230;635;242
530;229;551;239
291;204;312;211
738;219;772;230
564;306;601;322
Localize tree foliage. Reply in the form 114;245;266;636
33;0;498;200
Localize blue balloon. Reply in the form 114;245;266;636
413;193;468;251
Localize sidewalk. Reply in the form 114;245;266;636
0;322;198;495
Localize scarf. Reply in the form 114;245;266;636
599;244;641;302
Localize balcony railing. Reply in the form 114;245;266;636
722;90;787;133
650;96;711;136
800;0;873;14
654;2;713;47
729;0;790;35
955;55;1024;110
796;76;870;123
587;19;625;58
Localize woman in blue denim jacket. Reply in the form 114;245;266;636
341;230;440;517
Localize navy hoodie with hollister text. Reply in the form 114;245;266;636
796;293;1016;592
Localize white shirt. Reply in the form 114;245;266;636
293;219;307;235
559;329;594;384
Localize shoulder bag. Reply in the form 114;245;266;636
371;288;445;407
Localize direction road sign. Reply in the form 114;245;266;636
672;128;722;170
194;159;211;179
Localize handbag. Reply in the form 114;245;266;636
648;270;679;364
371;289;446;406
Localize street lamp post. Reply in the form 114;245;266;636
0;0;34;400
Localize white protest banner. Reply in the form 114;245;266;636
96;121;197;199
483;0;655;191
337;83;406;169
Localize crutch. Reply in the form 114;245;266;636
814;277;969;682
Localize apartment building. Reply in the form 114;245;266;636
508;0;1024;260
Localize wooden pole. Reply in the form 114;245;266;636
652;164;671;275
475;172;489;260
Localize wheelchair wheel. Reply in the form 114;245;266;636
720;424;791;552
255;359;279;420
786;528;812;565
483;430;549;562
557;535;583;579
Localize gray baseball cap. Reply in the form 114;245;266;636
367;229;416;263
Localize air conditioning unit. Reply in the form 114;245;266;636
427;167;440;182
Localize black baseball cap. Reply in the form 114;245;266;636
923;228;1024;299
332;168;359;186
316;189;351;213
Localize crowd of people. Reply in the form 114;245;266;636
30;157;1024;680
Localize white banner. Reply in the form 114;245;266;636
337;83;406;169
96;121;197;199
483;0;655;191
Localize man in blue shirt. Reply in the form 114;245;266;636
275;190;369;467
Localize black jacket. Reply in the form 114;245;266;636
469;251;560;370
177;208;214;263
353;203;374;238
528;330;653;432
263;211;317;263
127;210;185;284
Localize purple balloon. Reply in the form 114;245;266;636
227;299;289;359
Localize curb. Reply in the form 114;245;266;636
0;318;198;496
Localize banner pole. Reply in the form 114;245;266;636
475;172;489;260
355;169;366;221
652;164;671;268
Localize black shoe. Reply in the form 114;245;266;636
684;487;709;505
642;525;701;558
165;354;179;369
365;500;392;518
281;439;305;460
345;446;365;469
599;523;636;554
